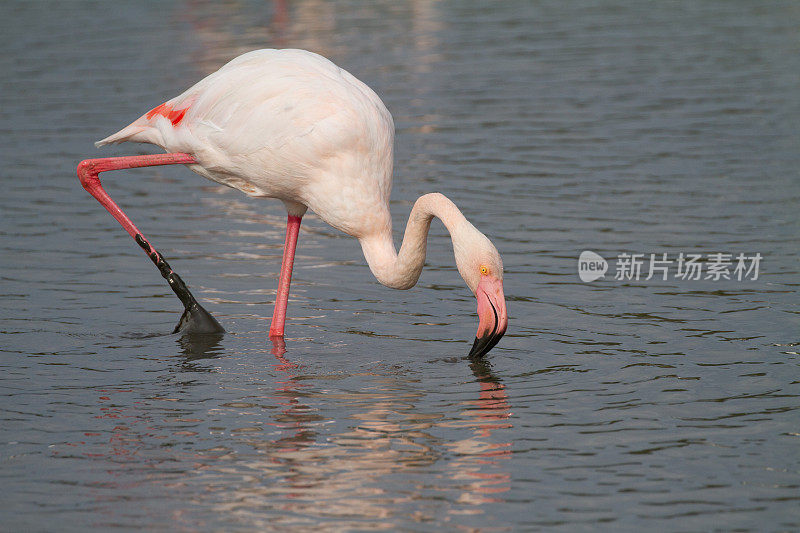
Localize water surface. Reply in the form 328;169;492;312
1;1;799;530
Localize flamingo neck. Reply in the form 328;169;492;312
358;193;468;290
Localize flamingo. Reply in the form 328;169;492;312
77;49;507;358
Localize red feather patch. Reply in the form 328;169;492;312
146;102;188;126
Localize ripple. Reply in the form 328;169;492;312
2;1;800;531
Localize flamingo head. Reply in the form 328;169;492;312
452;222;508;358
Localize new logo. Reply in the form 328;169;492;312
578;251;608;282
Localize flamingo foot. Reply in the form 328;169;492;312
134;234;225;335
173;303;225;334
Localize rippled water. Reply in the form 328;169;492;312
2;1;799;530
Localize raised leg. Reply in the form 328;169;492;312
269;214;302;338
77;154;224;334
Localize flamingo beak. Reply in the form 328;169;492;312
468;275;508;358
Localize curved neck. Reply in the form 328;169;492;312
359;192;468;289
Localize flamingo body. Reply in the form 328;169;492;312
92;48;508;357
99;49;393;237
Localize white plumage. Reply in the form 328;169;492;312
95;48;507;357
99;49;393;238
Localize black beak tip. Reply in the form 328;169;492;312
468;336;489;359
468;331;503;359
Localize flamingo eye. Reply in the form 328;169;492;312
480;266;489;275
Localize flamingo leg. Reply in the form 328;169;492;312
77;154;224;334
269;214;302;338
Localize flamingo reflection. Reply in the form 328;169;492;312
445;358;513;506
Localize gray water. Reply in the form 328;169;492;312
2;1;799;531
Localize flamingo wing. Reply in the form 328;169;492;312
96;49;394;233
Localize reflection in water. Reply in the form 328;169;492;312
177;332;225;360
445;359;512;506
8;1;798;530
186;351;513;528
182;0;291;72
206;349;430;528
178;0;447;81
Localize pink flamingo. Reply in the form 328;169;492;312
78;49;507;358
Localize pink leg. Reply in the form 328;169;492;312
269;214;302;338
78;154;196;238
77;154;224;334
